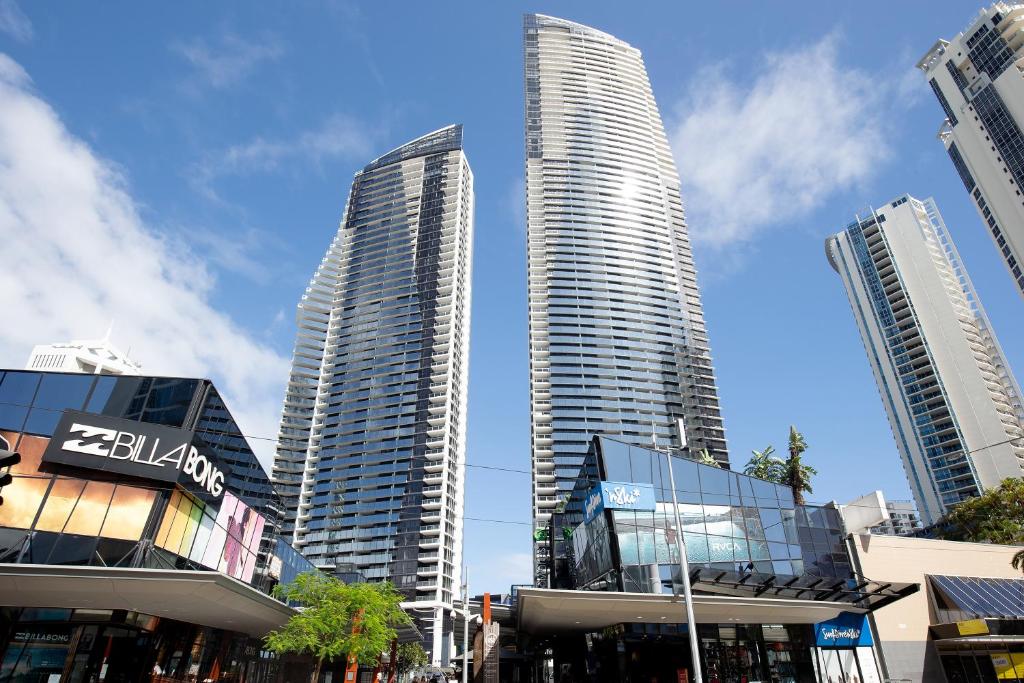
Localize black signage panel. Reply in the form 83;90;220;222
42;411;229;501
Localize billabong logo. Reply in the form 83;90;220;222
60;422;224;497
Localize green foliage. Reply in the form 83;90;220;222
533;527;549;542
744;445;784;482
395;642;429;674
939;478;1024;547
784;426;817;506
265;572;410;669
693;448;720;468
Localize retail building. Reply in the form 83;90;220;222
0;368;317;682
517;436;918;682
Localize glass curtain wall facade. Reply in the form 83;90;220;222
918;3;1024;298
0;369;306;586
524;14;728;585
827;195;1024;524
272;125;474;663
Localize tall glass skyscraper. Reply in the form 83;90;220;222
272;125;473;662
523;15;729;584
918;3;1024;298
827;195;1024;524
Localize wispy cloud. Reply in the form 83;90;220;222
172;33;284;90
0;53;288;469
670;35;904;249
0;0;32;43
192;114;375;199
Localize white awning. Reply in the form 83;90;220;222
0;564;295;637
517;587;862;635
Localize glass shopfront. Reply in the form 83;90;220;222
562;436;851;594
0;607;299;683
0;370;319;683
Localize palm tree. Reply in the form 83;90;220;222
744;445;784;482
1013;548;1024;573
692;448;720;468
784;425;817;506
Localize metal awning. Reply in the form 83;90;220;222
690;567;918;611
517;587;870;635
930;575;1024;619
0;563;294;637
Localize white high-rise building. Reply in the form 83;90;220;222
839;491;924;537
523;15;728;584
827;194;1024;524
918;3;1024;297
26;334;141;376
272;126;473;664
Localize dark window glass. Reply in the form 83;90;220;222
628;446;654;485
23;409;61;436
33;374;93;412
85;376;117;413
600;439;631;481
699;465;729;496
0;372;39;432
670;456;699;492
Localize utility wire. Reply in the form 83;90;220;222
1;397;1016;515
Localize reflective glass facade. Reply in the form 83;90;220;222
524;14;728;585
0;369;308;589
827;196;1024;523
272;125;473;662
558;436;849;595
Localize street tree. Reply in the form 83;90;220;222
265;572;411;683
744;445;784;482
396;641;429;679
938;477;1024;570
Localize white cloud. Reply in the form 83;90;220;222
0;0;32;43
172;33;284;89
192;115;374;198
0;53;288;469
670;35;893;248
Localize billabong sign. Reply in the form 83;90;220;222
42;411;229;500
584;481;656;523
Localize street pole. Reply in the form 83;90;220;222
462;567;469;683
664;433;703;683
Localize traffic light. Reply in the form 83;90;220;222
0;448;21;506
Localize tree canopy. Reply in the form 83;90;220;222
396;641;429;675
743;445;784;482
784;426;816;506
939;478;1024;545
265;572;411;681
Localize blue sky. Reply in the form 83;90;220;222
0;0;1018;592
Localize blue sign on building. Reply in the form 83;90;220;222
814;612;873;647
584;481;656;523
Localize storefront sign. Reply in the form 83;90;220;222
13;629;71;644
42;411;229;500
956;618;989;636
584;481;656;522
814;612;873;647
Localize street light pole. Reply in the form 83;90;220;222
462;567;469;683
662;430;703;683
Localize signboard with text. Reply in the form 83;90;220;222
814;612;873;647
583;481;656;523
41;410;230;502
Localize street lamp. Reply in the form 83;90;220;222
450;567;480;683
655;426;704;683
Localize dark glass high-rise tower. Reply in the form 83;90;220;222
272;125;473;662
524;15;729;584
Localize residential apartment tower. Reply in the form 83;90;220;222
272;125;473;663
918;2;1024;297
524;14;728;584
827;195;1024;524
